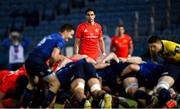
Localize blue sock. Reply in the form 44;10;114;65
158;88;171;104
21;88;33;107
42;90;56;107
134;90;152;102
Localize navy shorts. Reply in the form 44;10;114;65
138;62;171;89
25;54;52;77
70;59;98;81
163;62;180;91
56;59;98;86
97;62;131;90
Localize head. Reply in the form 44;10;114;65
116;24;125;36
60;24;75;42
10;31;20;40
16;75;29;89
148;36;162;54
85;8;96;24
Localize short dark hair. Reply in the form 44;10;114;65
85;8;95;15
148;36;161;43
118;24;124;28
60;24;74;32
16;75;29;88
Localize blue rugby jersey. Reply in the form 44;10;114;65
30;33;65;61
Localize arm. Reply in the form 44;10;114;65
94;63;110;70
55;57;73;71
126;56;146;64
2;38;11;49
74;38;80;54
72;54;97;65
110;43;114;53
99;37;106;55
120;64;140;77
49;47;65;68
101;52;119;63
110;38;115;53
128;39;133;57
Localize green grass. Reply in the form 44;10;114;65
54;98;138;108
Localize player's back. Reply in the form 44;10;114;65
30;33;65;61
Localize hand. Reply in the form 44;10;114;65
57;58;72;71
128;54;131;58
102;52;119;63
102;52;106;56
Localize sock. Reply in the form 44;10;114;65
42;90;56;107
158;88;171;104
79;98;87;108
21;88;33;107
134;90;152;102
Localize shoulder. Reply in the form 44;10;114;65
111;36;117;39
51;33;64;41
50;33;61;38
95;22;102;28
111;36;118;42
162;40;175;46
124;34;132;39
77;22;87;28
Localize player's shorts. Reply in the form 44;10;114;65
55;62;77;87
97;62;131;90
70;59;98;82
25;54;52;77
163;62;180;91
138;62;171;89
56;59;98;86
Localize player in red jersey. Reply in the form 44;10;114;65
0;66;29;108
74;8;106;60
110;24;133;58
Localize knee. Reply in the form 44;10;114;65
49;77;60;91
128;64;139;72
125;83;138;96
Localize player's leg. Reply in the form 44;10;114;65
21;76;38;108
84;62;112;108
70;78;90;108
154;75;175;107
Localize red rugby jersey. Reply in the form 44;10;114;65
111;34;132;58
76;22;102;60
0;67;28;94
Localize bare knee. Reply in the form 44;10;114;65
128;64;140;72
71;78;85;92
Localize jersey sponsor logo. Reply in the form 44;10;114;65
175;46;180;53
82;35;98;38
123;39;128;43
95;28;99;32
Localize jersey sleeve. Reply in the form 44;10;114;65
129;36;133;45
167;41;180;53
76;24;82;39
98;25;103;38
110;37;115;46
